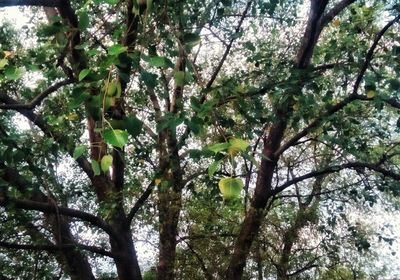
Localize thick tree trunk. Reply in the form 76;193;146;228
110;230;143;280
156;129;183;280
156;188;182;280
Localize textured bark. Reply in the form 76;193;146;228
156;33;186;280
156;186;182;280
156;135;183;280
110;228;143;280
276;209;308;280
226;120;286;279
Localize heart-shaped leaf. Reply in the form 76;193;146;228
79;69;90;81
149;56;172;68
101;154;113;172
91;159;101;176
208;160;221;177
108;44;128;56
103;129;129;148
228;138;249;156
73;145;86;159
123;116;143;137
218;177;243;200
207;142;230;154
228;138;249;152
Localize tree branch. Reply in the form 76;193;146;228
204;0;252;91
0;240;115;258
320;0;357;28
272;161;400;196
0;197;120;241
383;97;400;109
296;0;329;68
181;239;214;280
0;79;74;110
126;181;154;227
351;14;400;96
0;95;94;179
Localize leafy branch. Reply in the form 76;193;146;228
0;79;74;110
272;161;400;196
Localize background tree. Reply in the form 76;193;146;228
1;0;400;279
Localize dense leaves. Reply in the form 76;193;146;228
1;0;400;280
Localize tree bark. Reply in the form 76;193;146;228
110;228;143;280
156;140;183;280
157;186;182;280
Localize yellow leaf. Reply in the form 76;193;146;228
332;19;340;27
367;90;375;99
155;178;161;186
67;112;79;121
227;147;239;157
3;51;14;58
218;177;243;200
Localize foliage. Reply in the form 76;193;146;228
1;0;400;280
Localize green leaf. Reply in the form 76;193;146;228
218;177;243;200
123;116;143;137
156;114;185;132
182;33;201;46
5;67;24;80
228;138;249;152
149;56;172;68
78;12;90;30
103;129;129;148
93;0;118;4
244;41;256;51
100;155;113;172
366;90;375;99
186;117;203;135
79;69;90;81
207;142;230;154
91;159;101;176
174;71;185;87
208;160;221;177
108;44;128;56
115;80;122;97
107;81;117;96
140;71;158;88
0;58;8;69
73;145;86;159
69;91;90;109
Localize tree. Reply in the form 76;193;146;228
0;0;400;279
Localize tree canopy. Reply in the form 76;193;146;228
0;0;400;279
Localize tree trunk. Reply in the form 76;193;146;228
157;188;182;280
156;131;183;280
111;230;143;280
